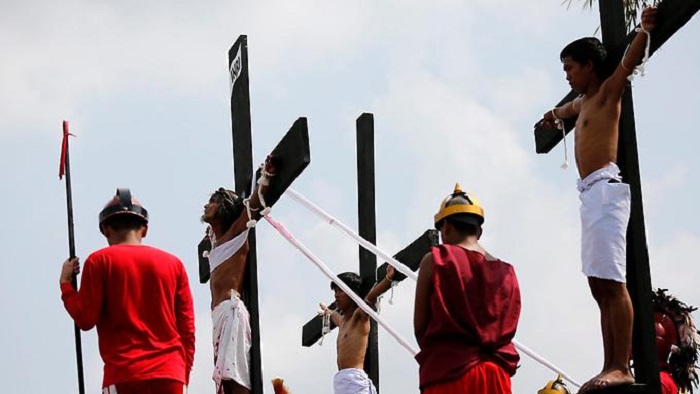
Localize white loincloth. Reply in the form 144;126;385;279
333;368;377;394
577;162;631;283
212;291;251;392
208;229;249;273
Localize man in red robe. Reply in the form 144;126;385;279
414;184;521;394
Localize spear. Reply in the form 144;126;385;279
59;120;85;394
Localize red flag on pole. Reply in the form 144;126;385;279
59;120;74;180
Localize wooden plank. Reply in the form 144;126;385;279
356;112;379;390
533;0;700;154
376;230;439;282
618;85;659;394
301;230;439;347
197;235;212;284
228;35;264;394
254;117;311;206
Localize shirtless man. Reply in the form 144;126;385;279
538;6;657;392
201;155;276;394
320;268;396;394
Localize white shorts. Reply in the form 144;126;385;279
577;163;631;283
334;368;377;394
212;292;251;392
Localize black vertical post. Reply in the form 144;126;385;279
62;122;86;394
356;113;379;390
228;34;263;393
598;2;660;393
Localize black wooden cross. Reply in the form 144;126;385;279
300;113;439;392
533;1;699;392
197;35;311;393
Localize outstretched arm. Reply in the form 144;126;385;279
352;265;397;321
538;97;582;130
245;154;277;213
364;265;396;309
225;155;277;236
603;6;657;101
320;302;344;327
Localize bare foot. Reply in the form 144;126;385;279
578;369;634;393
578;371;603;393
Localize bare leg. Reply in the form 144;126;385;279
579;277;634;393
223;379;251;394
588;278;612;372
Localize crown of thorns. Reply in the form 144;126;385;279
213;188;241;206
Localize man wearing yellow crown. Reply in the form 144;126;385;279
414;184;521;394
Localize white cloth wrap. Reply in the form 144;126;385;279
212;292;251;392
333;368;377;394
208;229;249;273
577;163;631;283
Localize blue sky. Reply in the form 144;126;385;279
1;1;699;393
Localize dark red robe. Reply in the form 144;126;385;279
416;244;521;390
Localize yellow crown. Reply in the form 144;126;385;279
537;375;570;394
434;183;484;226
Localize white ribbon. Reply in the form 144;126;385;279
512;340;581;388
285;188;418;281
264;214;419;356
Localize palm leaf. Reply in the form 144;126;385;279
565;0;660;32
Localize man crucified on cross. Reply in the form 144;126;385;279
538;6;658;393
320;267;397;394
200;155;277;394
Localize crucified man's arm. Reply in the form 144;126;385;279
538;97;582;130
603;6;658;101
320;302;344;327
225;154;277;237
352;265;396;321
364;265;396;308
246;154;277;212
